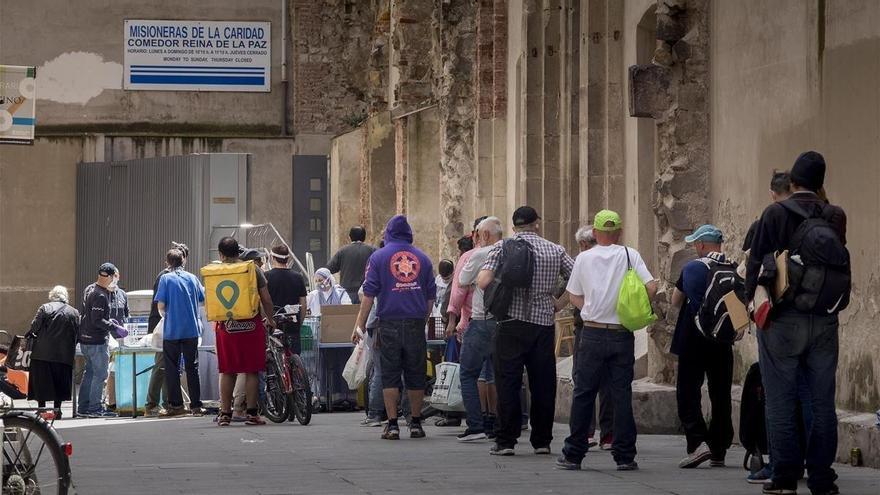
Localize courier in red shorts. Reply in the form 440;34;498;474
208;237;277;426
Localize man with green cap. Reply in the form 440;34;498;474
557;210;656;472
671;224;734;470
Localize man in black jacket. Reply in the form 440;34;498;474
78;263;128;417
745;151;847;495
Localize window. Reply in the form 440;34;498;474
309;238;322;251
309;178;322;192
310;218;322;232
309;198;321;211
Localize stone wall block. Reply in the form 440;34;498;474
629;64;672;118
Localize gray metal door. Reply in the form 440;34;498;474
292;155;329;270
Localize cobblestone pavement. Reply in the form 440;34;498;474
56;412;879;495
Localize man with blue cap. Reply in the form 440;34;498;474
671;224;735;470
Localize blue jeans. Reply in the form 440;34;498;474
78;344;110;414
563;327;636;465
460;318;496;431
758;309;838;491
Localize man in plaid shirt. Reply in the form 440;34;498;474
477;206;574;456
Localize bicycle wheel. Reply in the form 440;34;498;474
260;353;289;423
3;413;70;495
289;355;312;425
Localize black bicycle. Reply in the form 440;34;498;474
260;310;313;425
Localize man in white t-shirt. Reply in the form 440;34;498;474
556;210;657;472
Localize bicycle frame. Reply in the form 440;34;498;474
266;332;293;395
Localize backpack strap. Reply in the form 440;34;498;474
779;197;828;220
624;247;632;270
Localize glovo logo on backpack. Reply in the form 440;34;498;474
201;261;260;321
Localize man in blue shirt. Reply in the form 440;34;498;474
155;248;206;417
671;225;734;469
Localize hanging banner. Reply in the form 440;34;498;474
124;20;271;92
0;65;36;145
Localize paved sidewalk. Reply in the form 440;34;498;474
57;412;879;495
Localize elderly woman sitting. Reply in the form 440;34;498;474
306;268;351;317
28;286;81;418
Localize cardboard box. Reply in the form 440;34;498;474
320;305;360;343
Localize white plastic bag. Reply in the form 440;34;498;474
342;329;372;390
151;317;164;349
429;362;465;412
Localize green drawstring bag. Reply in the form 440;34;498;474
616;247;657;331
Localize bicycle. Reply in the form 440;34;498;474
260;307;313;425
0;368;73;495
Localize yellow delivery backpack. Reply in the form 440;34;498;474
201;261;260;321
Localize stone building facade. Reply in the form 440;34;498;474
329;0;880;417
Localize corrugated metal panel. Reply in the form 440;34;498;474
76;161;110;305
77;154;214;295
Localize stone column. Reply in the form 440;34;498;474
435;0;477;258
629;0;710;383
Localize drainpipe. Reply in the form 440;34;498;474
281;0;290;136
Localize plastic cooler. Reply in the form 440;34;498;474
114;350;155;415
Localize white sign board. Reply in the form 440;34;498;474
0;65;36;144
124;20;270;92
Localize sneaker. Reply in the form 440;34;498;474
231;414;247;423
489;444;515;456
190;407;207;417
762;481;797;495
435;417;461;427
679;444;713;469
143;406;159;417
710;458;726;468
245;414;266;425
360;417;383;427
555;455;581;470
534;446;552;455
382;424;400;440
409;421;426;439
217;412;232;427
600;433;613;450
457;429;487;442
617;461;639;471
521;421;529;431
587;437;598;448
810;484;839;495
159;407;187;418
97;409;118;417
747;466;773;484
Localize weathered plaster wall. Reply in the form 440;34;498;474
0;139;83;334
711;0;880;411
330;128;366;253
403;108;443;260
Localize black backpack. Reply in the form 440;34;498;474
739;363;768;471
780;199;851;315
484;238;535;319
693;256;747;344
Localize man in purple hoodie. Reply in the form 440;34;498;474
352;215;437;440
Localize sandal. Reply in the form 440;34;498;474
217;411;232;427
245;414;266;426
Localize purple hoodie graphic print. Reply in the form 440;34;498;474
363;215;437;320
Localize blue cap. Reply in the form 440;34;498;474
685;225;723;244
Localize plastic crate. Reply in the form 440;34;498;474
426;316;445;341
301;317;318;352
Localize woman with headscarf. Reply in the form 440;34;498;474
28;286;81;418
306;268;352;317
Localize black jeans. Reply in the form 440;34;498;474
676;337;734;458
759;310;839;491
573;325;613;438
563;327;636;465
493;320;556;449
163;337;201;409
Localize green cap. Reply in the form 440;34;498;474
593;210;622;232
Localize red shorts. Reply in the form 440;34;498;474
215;318;266;374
